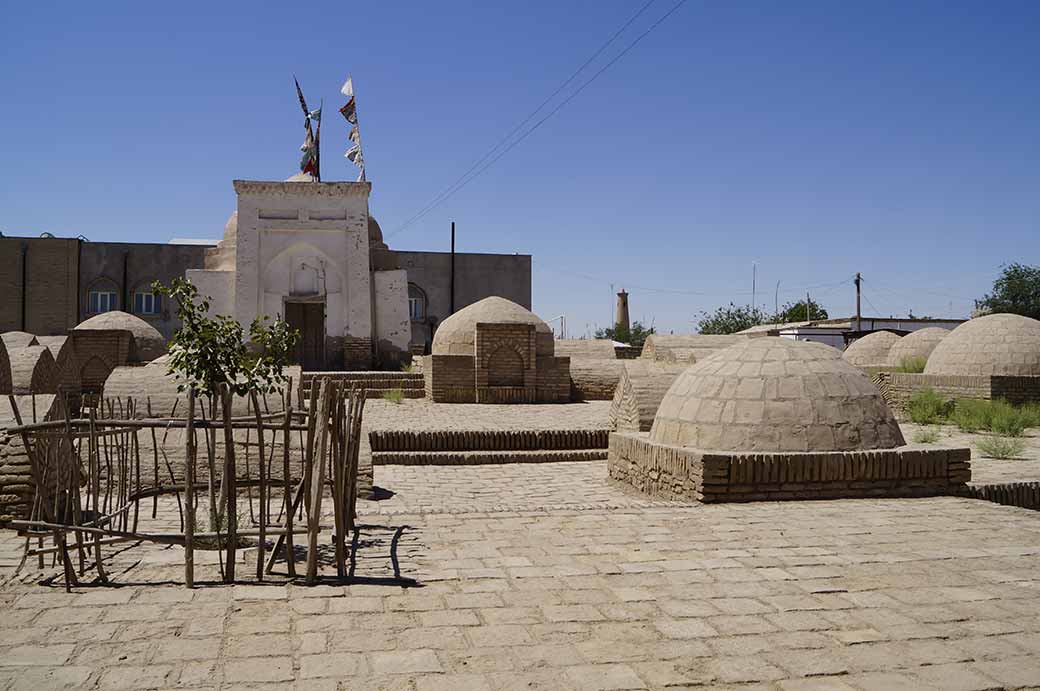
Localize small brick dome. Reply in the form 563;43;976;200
650;337;904;452
924;313;1040;377
842;330;901;368
885;327;950;368
432;297;554;357
75;311;167;363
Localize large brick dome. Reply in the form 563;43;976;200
885;327;950;368
432;297;554;357
842;330;901;368
75;311;167;363
924;313;1040;377
650;337;904;452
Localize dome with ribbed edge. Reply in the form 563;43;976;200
885;327;950;368
842;330;901;368
432;296;554;357
924;313;1040;377
75;311;167;363
368;215;388;250
650;337;904;452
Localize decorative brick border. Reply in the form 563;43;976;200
370;428;609;453
608;431;970;503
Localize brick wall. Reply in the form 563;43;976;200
878;372;1040;416
475;323;536;403
343;336;372;370
0;238;79;335
70;330;133;393
536;356;570;403
425;354;476;402
608;432;971;503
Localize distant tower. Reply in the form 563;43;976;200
615;289;630;334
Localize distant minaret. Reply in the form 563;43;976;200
615;289;630;334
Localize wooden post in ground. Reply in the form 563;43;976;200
184;389;196;588
221;385;237;583
250;391;267;582
305;379;331;584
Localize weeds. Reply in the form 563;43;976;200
912;428;940;444
893;356;927;374
382;389;405;404
906;389;952;425
976;436;1027;460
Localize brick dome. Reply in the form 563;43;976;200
650;337;904;452
842;330;901;368
924;313;1040;377
75;311;167;363
8;345;58;395
885;327;950;368
1;332;39;349
432;297;554;357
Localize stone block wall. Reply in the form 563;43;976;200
608;432;970;503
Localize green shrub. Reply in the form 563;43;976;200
382;389;404;404
906;389;952;425
894;356;927;374
976;436;1027;460
912;428;940;444
950;398;1033;436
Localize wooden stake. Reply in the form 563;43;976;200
184;389;196;589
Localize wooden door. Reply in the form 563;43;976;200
285;302;325;370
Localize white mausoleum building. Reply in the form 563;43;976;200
189;174;409;369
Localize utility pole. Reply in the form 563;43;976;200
450;221;456;315
752;262;756;312
806;291;811;322
854;272;862;331
774;281;780;321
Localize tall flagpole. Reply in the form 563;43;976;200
315;98;323;182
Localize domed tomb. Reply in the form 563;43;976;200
2;332;39;349
425;297;568;403
75;311;167;363
432;297;554;357
842;330;901;368
925;313;1040;377
885;327;949;368
650;337;905;452
8;345;59;395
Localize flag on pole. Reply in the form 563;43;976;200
340;73;365;182
293;76;320;180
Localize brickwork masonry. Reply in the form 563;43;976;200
876;372;1040;417
608;431;970;503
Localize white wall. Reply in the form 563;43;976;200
372;269;411;353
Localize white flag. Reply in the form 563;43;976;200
340;76;353;97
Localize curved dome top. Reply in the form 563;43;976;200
885;327;950;367
368;215;388;250
432;297;554;357
75;311;167;363
842;330;901;368
924;313;1040;377
650;337;904;452
1;332;39;349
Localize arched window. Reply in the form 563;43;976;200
86;278;118;314
133;284;161;316
408;283;427;322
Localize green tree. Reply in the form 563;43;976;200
154;278;300;398
595;320;655;347
696;303;769;335
775;298;828;324
977;263;1040;320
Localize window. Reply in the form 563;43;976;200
88;290;117;314
134;291;160;315
408;283;427;322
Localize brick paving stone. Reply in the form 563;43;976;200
563;663;647;690
224;656;294;683
298;652;367;678
368;649;444;675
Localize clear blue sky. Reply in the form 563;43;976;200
2;1;1037;335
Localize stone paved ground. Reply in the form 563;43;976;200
3;409;1040;689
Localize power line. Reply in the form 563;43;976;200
388;0;689;239
388;0;659;238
